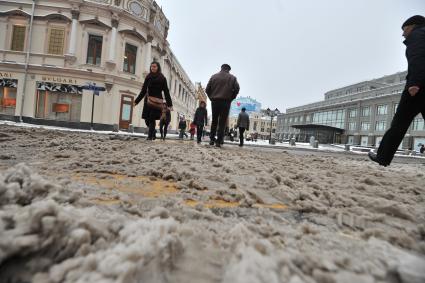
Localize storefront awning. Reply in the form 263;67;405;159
36;81;82;95
0;78;17;88
291;124;345;133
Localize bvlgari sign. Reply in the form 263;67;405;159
41;76;78;85
0;72;13;79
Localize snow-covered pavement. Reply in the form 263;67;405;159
1;124;425;283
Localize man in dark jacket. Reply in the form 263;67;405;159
193;101;208;144
369;15;425;166
237;107;250;147
206;64;240;147
178;116;188;139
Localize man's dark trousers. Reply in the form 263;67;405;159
377;89;425;165
210;100;231;143
239;127;246;146
197;125;204;143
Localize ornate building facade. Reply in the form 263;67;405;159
0;0;198;132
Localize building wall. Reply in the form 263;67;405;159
276;72;425;150
0;0;197;132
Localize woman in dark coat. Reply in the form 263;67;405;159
134;62;173;140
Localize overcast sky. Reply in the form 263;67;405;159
155;0;424;112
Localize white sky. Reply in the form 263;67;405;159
155;0;425;112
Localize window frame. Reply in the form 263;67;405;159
86;34;104;66
123;42;138;74
47;25;66;55
10;24;27;52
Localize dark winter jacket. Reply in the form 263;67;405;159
179;120;187;130
205;70;240;101
404;25;425;89
237;111;250;129
193;107;208;126
135;73;172;120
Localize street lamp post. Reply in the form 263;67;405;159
266;108;280;144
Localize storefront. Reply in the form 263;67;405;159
292;124;344;144
0;73;18;116
35;79;82;122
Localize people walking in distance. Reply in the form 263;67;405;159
237;107;250;147
369;15;425;166
135;62;173;141
206;64;240;147
189;122;196;140
193;101;208;144
179;116;188;139
159;103;171;140
420;144;425;154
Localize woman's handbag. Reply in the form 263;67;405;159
147;95;164;110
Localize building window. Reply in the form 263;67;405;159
11;25;26;51
253;121;257;131
348;122;357;131
0;79;18;115
123;43;137;74
361;106;370;117
87;35;103;66
306;115;311;122
312;109;345;129
361;122;370;131
35;84;82;122
349;109;357;118
376;105;388;115
261;128;264;132
375;121;387;131
48;27;65;55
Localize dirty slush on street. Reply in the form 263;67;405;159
0;125;424;283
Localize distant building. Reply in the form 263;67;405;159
276;71;425;151
229;96;261;117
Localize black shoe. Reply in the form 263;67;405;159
239;144;243;147
209;140;215;146
215;143;221;148
368;152;388;167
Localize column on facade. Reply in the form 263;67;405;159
108;16;119;63
143;35;153;74
68;9;80;55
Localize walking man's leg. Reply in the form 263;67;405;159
216;101;231;146
239;127;245;146
197;125;203;143
210;101;220;144
374;91;423;165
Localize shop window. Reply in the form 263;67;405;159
87;35;103;66
123;43;137;74
35;82;82;122
0;79;18;115
48;27;65;55
11;25;26;51
376;105;388;116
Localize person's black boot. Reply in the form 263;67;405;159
209;140;215;146
368;152;388;167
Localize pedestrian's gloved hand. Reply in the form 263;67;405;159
408;86;420;97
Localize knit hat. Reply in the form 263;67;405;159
402;15;425;29
221;64;231;71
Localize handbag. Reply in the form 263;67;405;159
147;95;164;110
145;80;165;110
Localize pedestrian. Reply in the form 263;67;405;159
178;116;188;139
134;62;173;140
369;15;425;166
237;107;250;147
159;103;171;140
420;144;425;154
206;64;240;147
189;122;196;140
193;101;208;144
